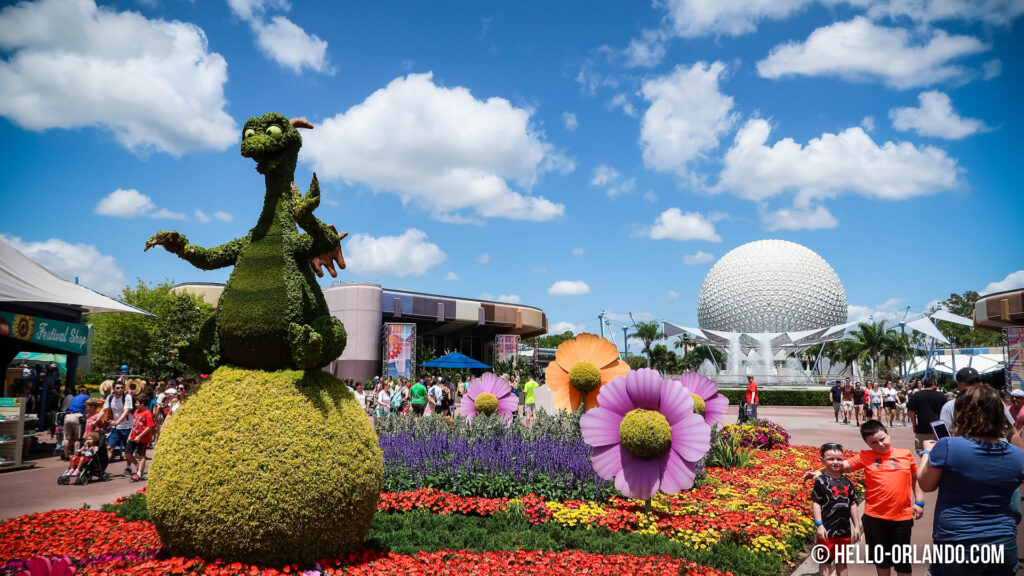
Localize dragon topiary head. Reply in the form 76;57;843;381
240;112;313;175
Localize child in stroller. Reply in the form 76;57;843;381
58;431;110;485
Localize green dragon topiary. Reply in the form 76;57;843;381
146;113;347;371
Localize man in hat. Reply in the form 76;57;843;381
1009;389;1024;432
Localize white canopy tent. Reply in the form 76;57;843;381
0;238;147;315
910;353;1004;376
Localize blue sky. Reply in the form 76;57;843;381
1;0;1022;349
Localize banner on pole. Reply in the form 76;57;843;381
383;323;416;379
1006;327;1024;391
495;334;520;364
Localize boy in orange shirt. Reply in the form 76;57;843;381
807;420;924;576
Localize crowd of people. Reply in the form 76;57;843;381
352;372;542;424
56;376;194;481
828;377;934;428
810;367;1024;576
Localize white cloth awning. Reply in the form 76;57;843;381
662;322;708;341
930;309;974;327
822;321;859;338
0;238;149;315
911;353;1004;375
906;317;949;344
785;327;828;343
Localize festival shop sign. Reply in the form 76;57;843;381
0;311;88;355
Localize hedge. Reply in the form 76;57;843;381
718;389;830;406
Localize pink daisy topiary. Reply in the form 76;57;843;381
17;557;75;576
675;372;729;428
460;373;519;421
580;368;711;500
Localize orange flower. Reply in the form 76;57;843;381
545;333;628;411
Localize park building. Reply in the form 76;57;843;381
173;282;548;383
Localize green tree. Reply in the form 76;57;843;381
681;346;725;372
87;280;213;379
648;343;679;373
931;291;1004;348
673;333;696;358
880;330;914;379
536;331;577;349
849;321;888;377
631;321;664;368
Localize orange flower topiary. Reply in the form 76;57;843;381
545;333;629;411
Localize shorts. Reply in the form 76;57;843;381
841;400;853;411
928;539;1017;576
862;514;913;573
871;402;882;412
412;403;425;415
816;536;852;564
126;440;148;458
525;403;536;413
832;402;842;413
884;400;896;409
107;427;130;447
63;413;83;444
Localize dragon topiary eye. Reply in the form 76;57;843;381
266;125;283;137
243;128;255;139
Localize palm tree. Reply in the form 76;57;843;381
881;330;914;379
850;321;888;378
673;333;696;359
632;321;664;368
834;339;863;376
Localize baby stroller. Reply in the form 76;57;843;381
57;432;111;485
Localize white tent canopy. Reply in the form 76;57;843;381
911;353;1004;375
0;238;148;315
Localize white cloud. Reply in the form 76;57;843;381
497;294;521;304
667;290;680;299
479;293;494;300
477;253;491;264
572;248;585;256
643;191;658;203
95;189;155;218
1;234;127;295
866;0;1024;26
683;251;715;265
607;93;637;117
890;91;989;139
640;61;737;175
213;211;233;223
624;29;668;68
717;118;960;205
548;280;591;295
227;0;330;74
984;271;1024;294
251;16;331;74
659;0;820;38
0;0;235;156
861;116;876;132
649;208;722;242
657;0;1024;38
194;209;211;223
983;59;1002;80
149;208;187;220
847;303;906;325
590;165;637;198
303;73;567;222
344;229;446;277
757;17;988;89
550;321;585;335
762;204;838;231
562;112;578;131
444;271;459;281
95;189;186;220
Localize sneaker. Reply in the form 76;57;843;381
131;473;142;482
124;468;133;476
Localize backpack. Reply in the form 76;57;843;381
390;390;403;409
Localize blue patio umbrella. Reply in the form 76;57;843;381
419;352;491;369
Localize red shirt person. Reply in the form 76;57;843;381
125;397;155;482
745;376;759;420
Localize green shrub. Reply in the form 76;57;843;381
147;366;383;566
368;510;784;576
101;492;150;521
704;425;755;469
718;389;829;406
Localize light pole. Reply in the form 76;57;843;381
622;325;629;362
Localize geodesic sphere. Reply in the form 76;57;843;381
696;239;847;333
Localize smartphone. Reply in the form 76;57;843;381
931;420;950;440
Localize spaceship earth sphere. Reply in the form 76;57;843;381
696;240;847;333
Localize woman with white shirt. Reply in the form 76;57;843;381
882;381;898;427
